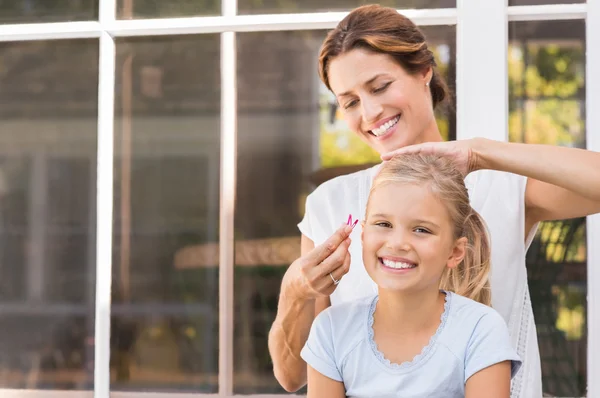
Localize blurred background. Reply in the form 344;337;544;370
0;0;591;397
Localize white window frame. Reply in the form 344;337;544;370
0;1;596;397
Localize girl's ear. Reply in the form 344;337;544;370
446;237;467;269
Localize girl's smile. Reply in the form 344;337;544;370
362;182;461;293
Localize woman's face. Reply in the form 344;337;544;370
328;48;439;154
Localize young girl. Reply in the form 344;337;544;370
301;154;521;398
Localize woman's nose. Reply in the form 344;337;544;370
361;97;383;124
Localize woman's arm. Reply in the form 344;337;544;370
316;296;331;317
307;365;346;398
268;227;351;392
465;361;511;398
382;138;600;228
474;138;600;227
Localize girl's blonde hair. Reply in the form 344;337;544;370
368;154;491;306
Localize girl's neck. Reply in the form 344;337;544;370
375;288;446;336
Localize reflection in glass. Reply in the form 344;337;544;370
509;20;587;397
117;0;219;19
0;39;98;390
0;0;98;24
111;35;220;392
234;26;455;394
239;0;455;15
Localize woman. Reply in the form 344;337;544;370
268;5;600;397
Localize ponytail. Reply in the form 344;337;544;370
439;209;492;306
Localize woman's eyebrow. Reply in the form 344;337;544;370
337;73;387;98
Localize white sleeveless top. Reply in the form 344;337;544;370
298;164;542;398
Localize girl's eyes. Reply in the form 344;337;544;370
374;223;431;234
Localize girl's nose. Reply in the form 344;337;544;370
386;230;412;252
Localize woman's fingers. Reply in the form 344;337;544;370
315;237;351;277
301;224;352;269
300;236;352;296
321;250;351;295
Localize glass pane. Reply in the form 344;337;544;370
0;39;98;389
239;0;455;15
234;26;455;394
509;0;582;6
509;20;586;397
117;0;219;19
0;0;98;24
111;35;220;393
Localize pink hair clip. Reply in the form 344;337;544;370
347;214;359;229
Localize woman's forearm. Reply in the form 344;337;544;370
475;138;600;201
268;275;315;392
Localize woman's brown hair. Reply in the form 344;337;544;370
319;4;450;109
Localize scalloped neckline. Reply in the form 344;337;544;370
367;291;452;372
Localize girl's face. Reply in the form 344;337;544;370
328;48;439;155
362;182;466;293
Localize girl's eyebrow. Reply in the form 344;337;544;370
368;212;391;219
413;219;441;229
368;214;441;229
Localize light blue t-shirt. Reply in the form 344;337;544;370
301;291;522;398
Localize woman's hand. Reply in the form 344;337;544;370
381;138;484;177
286;222;355;301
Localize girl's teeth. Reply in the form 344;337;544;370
382;259;416;269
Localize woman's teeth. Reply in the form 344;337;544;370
381;258;416;269
371;115;400;137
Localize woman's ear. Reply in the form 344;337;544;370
423;66;433;86
446;237;467;269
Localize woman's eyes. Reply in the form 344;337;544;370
342;82;392;109
373;82;392;93
343;99;358;109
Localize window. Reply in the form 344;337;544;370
509;19;587;396
0;39;98;390
0;1;598;397
111;35;220;392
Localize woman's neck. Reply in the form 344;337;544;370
417;118;444;144
375;288;446;336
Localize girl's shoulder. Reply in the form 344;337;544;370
318;294;375;331
441;292;511;350
443;293;522;380
307;295;375;365
446;292;502;323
